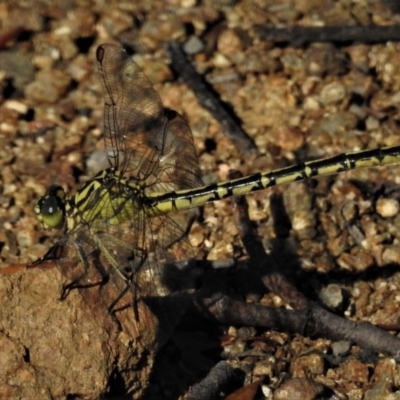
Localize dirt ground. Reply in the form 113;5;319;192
2;0;400;399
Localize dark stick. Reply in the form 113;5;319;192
185;361;236;400
166;41;258;154
309;307;400;360
200;293;310;334
196;293;400;361
256;25;400;45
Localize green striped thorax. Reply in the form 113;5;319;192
34;168;149;233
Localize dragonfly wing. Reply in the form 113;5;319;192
97;43;166;174
97;44;204;192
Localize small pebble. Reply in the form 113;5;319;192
4;100;28;114
292;210;315;231
274;378;325;400
183;36;204;55
336;358;369;384
319;284;344;309
320;82;347;105
217;27;249;57
382;245;400;265
291;353;325;376
270;126;304;151
376;198;399;218
331;341;351;357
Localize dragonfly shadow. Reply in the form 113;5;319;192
262;191;400;308
143;183;400;397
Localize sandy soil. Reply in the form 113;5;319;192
1;0;400;399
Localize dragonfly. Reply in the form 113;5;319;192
31;43;400;347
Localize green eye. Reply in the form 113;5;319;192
35;185;66;229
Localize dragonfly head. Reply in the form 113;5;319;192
35;185;66;229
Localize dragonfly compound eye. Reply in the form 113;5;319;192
35;185;66;229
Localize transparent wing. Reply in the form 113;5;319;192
96;43;165;174
149;111;204;191
96;44;203;191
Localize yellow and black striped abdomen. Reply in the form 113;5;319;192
150;146;400;214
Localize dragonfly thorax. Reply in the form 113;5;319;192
61;167;146;230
